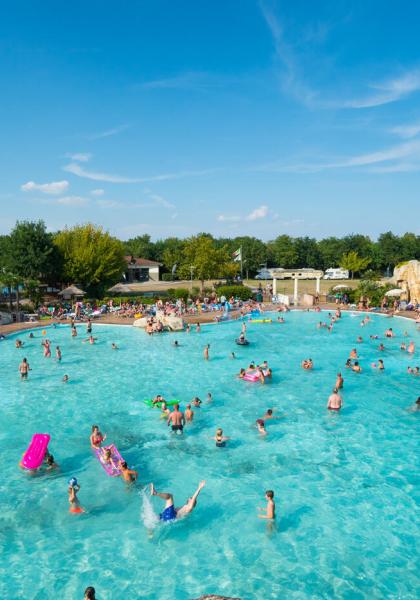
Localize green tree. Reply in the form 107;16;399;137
178;234;237;289
161;237;186;278
317;237;346;270
8;220;56;280
227;236;267;277
340;251;371;279
294;237;322;269
267;235;299;268
54;224;126;295
123;234;155;259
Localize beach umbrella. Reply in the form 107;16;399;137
333;284;351;290
385;288;403;297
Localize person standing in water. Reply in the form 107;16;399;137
167;404;185;434
257;490;276;520
327;388;343;411
203;344;210;360
56;346;62;361
212;428;230;447
335;372;344;389
68;478;85;513
90;425;106;448
150;481;206;521
185;404;194;423
19;358;31;379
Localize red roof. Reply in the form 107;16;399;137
124;256;162;267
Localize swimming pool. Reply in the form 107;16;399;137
0;312;418;599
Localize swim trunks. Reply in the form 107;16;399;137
160;505;177;522
216;441;226;448
172;425;183;432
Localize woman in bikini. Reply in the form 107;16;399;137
90;425;106;449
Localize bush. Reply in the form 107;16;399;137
217;285;254;301
175;288;189;301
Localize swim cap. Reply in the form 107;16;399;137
42;330;46;335
68;477;78;487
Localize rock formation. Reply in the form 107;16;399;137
392;260;420;302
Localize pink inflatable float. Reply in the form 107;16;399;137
95;444;124;477
243;371;261;382
20;433;51;470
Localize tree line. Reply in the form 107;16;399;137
0;221;419;300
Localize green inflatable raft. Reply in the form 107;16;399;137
143;399;179;408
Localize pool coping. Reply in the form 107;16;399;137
1;305;418;339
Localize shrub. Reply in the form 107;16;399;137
175;288;189;301
161;273;177;281
217;285;254;301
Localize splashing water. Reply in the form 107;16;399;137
140;488;159;530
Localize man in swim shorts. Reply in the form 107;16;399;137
150;480;206;521
167;404;185;433
19;358;30;379
327;388;343;410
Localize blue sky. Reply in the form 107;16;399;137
1;0;420;240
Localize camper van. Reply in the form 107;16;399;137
324;268;349;280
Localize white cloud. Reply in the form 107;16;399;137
343;71;420;109
149;194;175;209
96;199;124;208
56;195;89;206
258;140;420;173
90;188;105;196
63;161;216;184
246;205;269;221
217;214;241;222
21;180;69;195
65;152;92;162
390;122;420;139
259;1;317;106
87;124;129;140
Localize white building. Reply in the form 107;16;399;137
123;256;162;283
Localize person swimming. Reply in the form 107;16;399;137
62;374;69;382
120;461;138;483
256;419;267;436
301;358;313;370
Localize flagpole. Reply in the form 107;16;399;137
240;245;243;280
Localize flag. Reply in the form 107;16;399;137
232;247;242;262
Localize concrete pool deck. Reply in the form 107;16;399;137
0;304;418;337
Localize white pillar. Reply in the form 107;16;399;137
293;277;299;305
272;277;277;296
316;277;320;294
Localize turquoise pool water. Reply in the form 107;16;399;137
0;312;419;599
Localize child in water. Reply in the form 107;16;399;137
212;428;230;447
